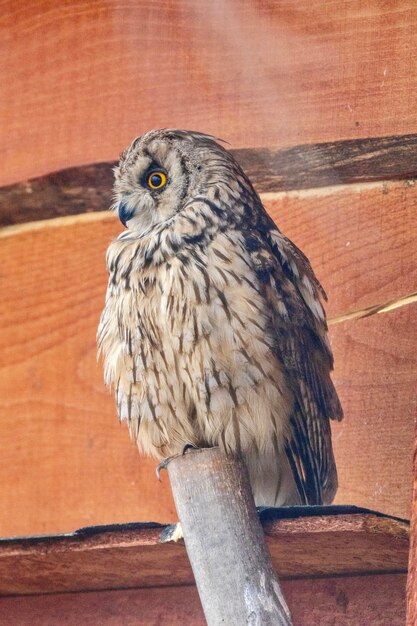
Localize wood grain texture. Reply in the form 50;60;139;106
331;306;417;519
266;180;417;319
1;1;417;185
0;575;407;626
0;510;408;596
0;180;415;537
0;215;177;537
0;163;115;227
282;575;406;626
233;134;417;192
2;134;417;227
407;420;417;626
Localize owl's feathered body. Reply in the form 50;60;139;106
98;129;343;507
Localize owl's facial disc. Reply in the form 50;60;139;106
114;137;192;233
117;163;169;226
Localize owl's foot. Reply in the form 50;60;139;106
156;445;199;481
156;456;176;481
160;522;184;543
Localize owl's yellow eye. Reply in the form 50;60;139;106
147;171;167;190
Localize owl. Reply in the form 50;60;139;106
97;129;343;507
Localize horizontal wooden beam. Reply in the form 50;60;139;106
234;133;417;191
0;507;409;596
0;575;407;626
1;133;417;227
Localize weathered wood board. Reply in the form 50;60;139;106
1;1;417;185
0;510;408;626
0;510;408;595
266;180;417;318
0;575;407;626
331;307;416;518
2;135;417;227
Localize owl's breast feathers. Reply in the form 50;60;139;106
98;196;342;506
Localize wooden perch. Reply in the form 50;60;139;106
167;447;293;626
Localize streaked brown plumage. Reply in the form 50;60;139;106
97;129;343;507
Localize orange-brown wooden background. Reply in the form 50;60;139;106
1;0;416;538
2;0;417;186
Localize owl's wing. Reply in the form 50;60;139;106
251;226;343;505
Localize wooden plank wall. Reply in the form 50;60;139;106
0;0;416;541
1;575;407;626
1;0;417;185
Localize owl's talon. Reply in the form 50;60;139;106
156;446;197;480
156;457;172;481
156;452;184;480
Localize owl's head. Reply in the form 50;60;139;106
113;129;247;233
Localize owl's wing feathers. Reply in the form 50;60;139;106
245;223;343;505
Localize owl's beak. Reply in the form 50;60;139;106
118;202;135;227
